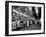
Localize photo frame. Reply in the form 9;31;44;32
5;1;45;36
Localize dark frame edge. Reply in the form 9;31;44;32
5;1;9;36
44;3;45;34
5;1;45;5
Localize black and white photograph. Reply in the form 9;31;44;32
12;6;41;31
5;1;45;36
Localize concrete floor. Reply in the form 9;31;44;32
12;24;41;31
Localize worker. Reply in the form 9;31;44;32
27;19;29;27
17;20;20;27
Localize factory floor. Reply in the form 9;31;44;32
12;24;41;31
